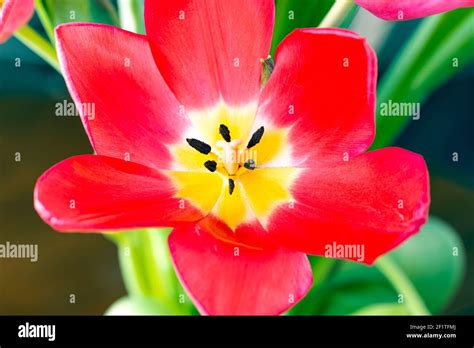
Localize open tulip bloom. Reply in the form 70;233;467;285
34;0;430;315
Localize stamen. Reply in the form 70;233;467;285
247;126;264;149
204;160;217;172
186;138;211;155
219;124;231;142
244;159;256;170
228;178;235;195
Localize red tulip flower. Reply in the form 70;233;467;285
355;0;474;20
34;0;429;315
0;0;34;43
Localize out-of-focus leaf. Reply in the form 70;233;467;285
395;72;474;189
91;0;120;26
371;8;474;149
118;0;145;34
39;0;118;28
292;216;465;315
339;3;360;29
389;216;465;313
351;303;410;315
272;0;335;53
43;0;91;26
104;296;176;315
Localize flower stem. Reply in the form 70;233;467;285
318;0;355;28
107;229;191;315
34;0;55;43
376;256;430;315
14;25;60;72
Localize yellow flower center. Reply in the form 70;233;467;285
215;137;244;176
167;103;299;230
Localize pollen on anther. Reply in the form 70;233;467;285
247;126;265;148
204;160;217;172
219;124;231;142
186;138;211;154
244;159;256;170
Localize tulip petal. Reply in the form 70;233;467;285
197;214;276;251
355;0;474;21
266;147;430;264
256;28;376;167
0;0;34;43
144;0;274;109
169;223;312;315
55;23;192;169
34;155;203;232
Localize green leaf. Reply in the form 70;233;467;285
389;216;465;313
14;25;60;72
371;8;474;149
91;0;120;26
39;0;119;29
351;303;410;316
338;4;359;29
272;0;335;54
292;216;465;315
43;0;92;26
118;0;145;34
271;1;358;54
104;296;176;315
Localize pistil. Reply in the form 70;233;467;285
186;124;265;195
216;139;242;175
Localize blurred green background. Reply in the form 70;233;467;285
0;1;473;315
